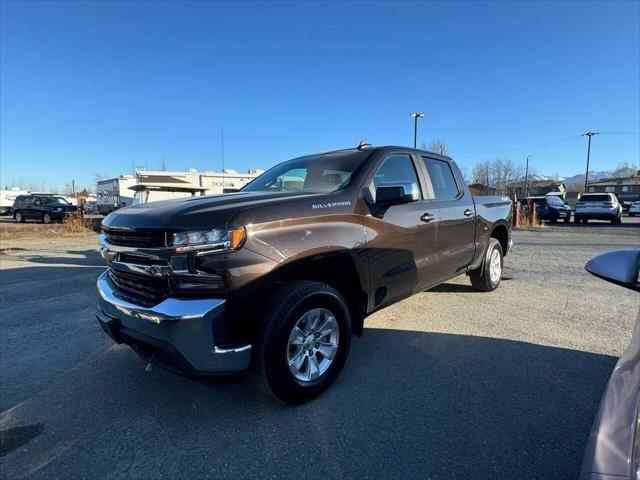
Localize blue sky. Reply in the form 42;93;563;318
1;0;638;190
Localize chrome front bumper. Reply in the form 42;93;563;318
96;271;251;375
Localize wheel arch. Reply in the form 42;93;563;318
241;249;369;337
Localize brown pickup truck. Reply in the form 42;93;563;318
97;143;513;403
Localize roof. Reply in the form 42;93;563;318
587;176;640;186
129;183;207;192
137;174;192;184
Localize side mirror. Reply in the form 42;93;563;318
585;249;640;292
375;182;419;206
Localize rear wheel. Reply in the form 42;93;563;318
582;218;588;224
42;212;53;224
252;280;352;404
14;210;25;223
469;238;503;292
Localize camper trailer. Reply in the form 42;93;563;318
96;176;136;215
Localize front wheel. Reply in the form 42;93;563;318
469;238;503;292
14;210;25;223
563;215;571;223
252;280;352;404
42;212;53;224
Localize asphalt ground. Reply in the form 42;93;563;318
0;221;639;479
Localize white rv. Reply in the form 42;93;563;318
0;188;29;215
96;176;136;215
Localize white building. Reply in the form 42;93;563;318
136;168;263;196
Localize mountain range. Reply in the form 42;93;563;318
526;168;635;185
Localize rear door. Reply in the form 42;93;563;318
420;156;476;282
22;197;36;219
363;152;439;308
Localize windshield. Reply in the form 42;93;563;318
42;197;70;205
242;150;372;193
546;196;565;207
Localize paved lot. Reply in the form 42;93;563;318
0;224;639;479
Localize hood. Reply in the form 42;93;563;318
102;190;326;230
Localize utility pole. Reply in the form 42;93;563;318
221;127;225;187
524;155;530;198
582;132;599;192
410;112;424;148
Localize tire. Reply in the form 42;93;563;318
549;216;557;224
630;213;636;217
612;215;622;224
252;280;352;404
582;218;588;224
42;212;53;224
563;216;571;223
574;215;581;223
14;210;25;223
469;238;503;292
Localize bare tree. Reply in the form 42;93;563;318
421;139;449;155
160;157;167;171
616;162;639;177
471;158;524;195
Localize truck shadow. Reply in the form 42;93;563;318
6;328;606;479
0;260;617;479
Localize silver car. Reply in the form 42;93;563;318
629;201;640;217
575;193;623;224
580;249;640;480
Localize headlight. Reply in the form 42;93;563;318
172;227;245;254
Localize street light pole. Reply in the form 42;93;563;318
524;155;530;199
410;112;424;148
582;132;599;192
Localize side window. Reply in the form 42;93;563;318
370;154;420;201
422;158;460;200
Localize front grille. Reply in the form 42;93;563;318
108;269;169;305
103;228;168;248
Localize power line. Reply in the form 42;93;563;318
450;131;639;155
451;135;581;154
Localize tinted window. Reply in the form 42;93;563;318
242;150;371;193
580;194;612;202
423;158;460;199
369;154;420;201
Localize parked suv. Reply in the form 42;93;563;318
528;195;572;223
575;193;622;224
97;144;513;403
13;194;78;224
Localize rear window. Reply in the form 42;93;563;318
580;194;612;202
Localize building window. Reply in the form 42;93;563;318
604;186;615;193
622;186;630;192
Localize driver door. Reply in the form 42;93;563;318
364;153;439;309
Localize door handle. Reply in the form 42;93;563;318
463;209;474;217
420;213;435;223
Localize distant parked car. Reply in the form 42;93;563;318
12;194;78;224
629;201;640;217
83;200;99;215
580;249;640;480
527;195;572;223
575;193;622;224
